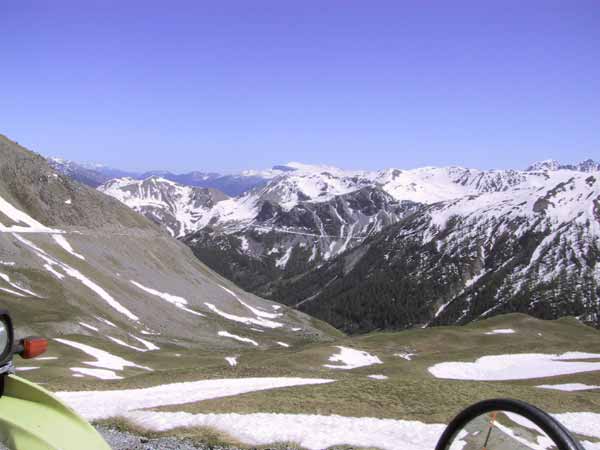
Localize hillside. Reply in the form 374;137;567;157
0;135;338;385
276;168;600;332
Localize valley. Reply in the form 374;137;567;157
82;158;600;334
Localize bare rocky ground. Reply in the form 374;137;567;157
96;426;297;450
96;426;226;450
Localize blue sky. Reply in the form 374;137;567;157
2;1;599;173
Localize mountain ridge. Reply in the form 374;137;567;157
53;150;600;334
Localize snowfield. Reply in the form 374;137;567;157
57;378;334;421
120;410;600;450
124;411;447;450
324;346;382;370
428;352;600;381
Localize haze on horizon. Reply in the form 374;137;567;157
2;1;599;173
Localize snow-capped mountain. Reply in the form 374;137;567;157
277;169;600;332
100;160;594;239
98;158;600;332
48;158;138;187
98;171;420;290
183;187;420;294
50;157;275;196
98;177;229;237
526;158;600;173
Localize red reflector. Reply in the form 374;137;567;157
22;337;48;359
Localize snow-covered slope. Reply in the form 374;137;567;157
279;168;600;332
183;187;419;295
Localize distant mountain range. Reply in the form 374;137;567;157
48;157;274;196
51;155;600;333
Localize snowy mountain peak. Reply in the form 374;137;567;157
526;159;562;172
574;159;600;172
526;159;600;173
98;177;229;237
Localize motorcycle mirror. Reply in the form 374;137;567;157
17;336;48;359
435;399;586;450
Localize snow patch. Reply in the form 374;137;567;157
130;280;205;317
225;357;238;367
205;303;282;329
57;377;334;421
123;412;446;450
52;234;85;260
52;234;85;261
218;285;282;320
324;346;382;370
0;194;61;233
79;322;99;332
130;334;160;351
71;367;123;380
429;352;600;381
96;316;117;328
484;328;515;335
54;338;151;372
368;375;388;380
275;247;293;269
0;286;26;297
218;331;259;346
108;336;149;353
0;272;39;297
537;383;600;392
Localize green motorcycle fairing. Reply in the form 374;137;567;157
0;374;111;450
